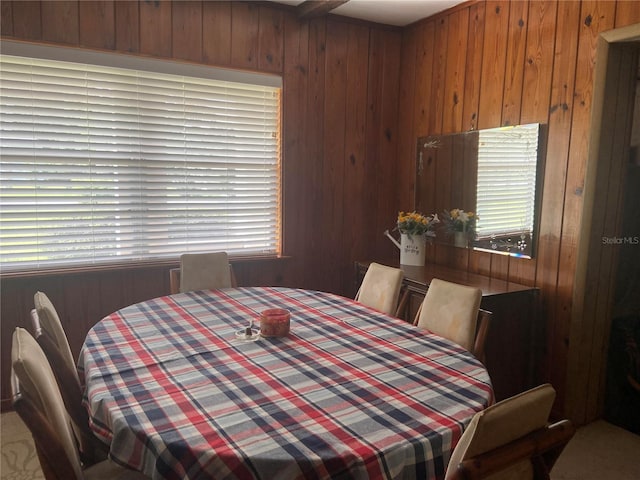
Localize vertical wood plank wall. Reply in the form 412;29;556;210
396;0;640;419
0;0;402;408
1;0;639;421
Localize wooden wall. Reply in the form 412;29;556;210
0;0;402;408
396;0;640;420
568;28;639;425
2;0;639;422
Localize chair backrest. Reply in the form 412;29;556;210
30;307;105;465
33;292;76;380
178;251;234;293
445;384;575;480
11;327;84;480
355;262;404;316
414;278;482;352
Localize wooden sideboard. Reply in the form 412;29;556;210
355;260;541;401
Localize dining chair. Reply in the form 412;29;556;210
445;383;575;480
11;327;148;480
172;251;237;294
354;262;404;316
413;278;486;357
33;291;76;384
32;294;107;464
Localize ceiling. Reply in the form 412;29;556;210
268;0;465;27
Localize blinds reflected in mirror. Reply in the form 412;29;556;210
415;123;545;258
476;124;540;238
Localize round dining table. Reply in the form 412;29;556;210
79;287;493;480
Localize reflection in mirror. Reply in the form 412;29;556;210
415;123;545;258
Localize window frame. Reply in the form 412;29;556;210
0;41;284;274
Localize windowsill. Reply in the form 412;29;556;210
0;255;292;280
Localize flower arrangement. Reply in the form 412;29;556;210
396;211;439;238
442;209;477;236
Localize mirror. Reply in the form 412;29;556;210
415;123;546;258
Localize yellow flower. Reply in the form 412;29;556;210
396;210;439;237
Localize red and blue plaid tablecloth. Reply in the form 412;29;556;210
80;287;492;480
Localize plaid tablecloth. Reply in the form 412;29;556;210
79;287;492;480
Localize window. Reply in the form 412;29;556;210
475;123;540;238
0;43;281;273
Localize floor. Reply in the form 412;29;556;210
1;412;44;480
1;412;639;479
550;420;640;480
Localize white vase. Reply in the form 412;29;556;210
400;233;426;266
454;231;468;248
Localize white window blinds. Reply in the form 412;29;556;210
476;124;540;237
0;52;281;272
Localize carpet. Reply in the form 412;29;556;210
1;412;44;480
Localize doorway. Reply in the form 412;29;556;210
567;24;640;426
603;52;640;434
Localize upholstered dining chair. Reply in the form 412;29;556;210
33;291;77;385
354;262;404;316
32;294;107;464
171;251;237;294
445;383;575;480
414;278;490;361
11;327;149;480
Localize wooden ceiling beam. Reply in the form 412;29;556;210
297;0;350;20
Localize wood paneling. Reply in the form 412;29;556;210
1;1;14;37
342;23;370;291
478;0;509;130
431;16;449;135
299;18;327;291
501;0;527;127
230;1;259;69
258;5;284;72
115;1;139;53
533;0;580;403
281;12;309;288
554;0;615;417
140;0;171;57
396;0;637;422
79;1;115;50
615;1;640;27
203;1;231;65
172;1;203;62
461;1;486;133
2;0;635;423
370;29;402;261
442;8;469;135
320;20;349;292
42;0;79;45
508;0;557;285
396;27;419;210
10;1;42;40
520;1;557;125
0;0;401;408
